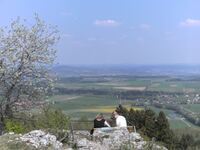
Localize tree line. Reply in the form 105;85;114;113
116;105;200;150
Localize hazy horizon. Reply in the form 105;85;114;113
1;0;200;65
55;63;200;66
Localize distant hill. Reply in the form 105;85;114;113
52;64;200;77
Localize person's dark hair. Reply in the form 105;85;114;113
96;113;104;120
113;111;120;116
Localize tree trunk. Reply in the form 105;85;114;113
0;112;5;135
5;104;13;118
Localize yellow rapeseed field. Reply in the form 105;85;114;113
80;105;143;113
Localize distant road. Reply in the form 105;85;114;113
167;115;192;127
180;118;191;127
65;96;81;101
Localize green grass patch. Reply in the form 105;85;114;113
182;104;200;113
148;81;200;92
48;94;136;119
148;106;200;129
169;119;190;129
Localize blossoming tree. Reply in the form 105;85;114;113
0;15;59;122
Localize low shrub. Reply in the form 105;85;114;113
33;106;70;141
4;105;70;140
34;106;70;130
5;119;25;133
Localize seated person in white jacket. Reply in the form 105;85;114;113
113;111;127;127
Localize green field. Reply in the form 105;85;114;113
56;76;200;93
170;120;189;129
148;81;200;92
49;76;200;129
49;94;134;118
182;104;200;113
48;94;200;129
148;106;200;129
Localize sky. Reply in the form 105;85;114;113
1;0;200;65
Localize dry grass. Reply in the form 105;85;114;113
80;105;143;113
183;88;195;93
96;83;127;86
50;95;81;102
151;83;160;87
0;133;70;150
170;84;177;87
114;86;146;91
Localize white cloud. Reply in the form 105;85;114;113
94;19;120;27
130;24;151;31
164;31;173;36
62;33;71;38
164;31;172;37
180;18;200;27
88;37;97;41
60;11;72;16
137;37;144;43
139;24;151;30
164;32;176;41
140;24;151;30
119;34;128;40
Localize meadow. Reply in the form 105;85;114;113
182;104;200;113
56;76;200;93
49;75;200;129
49;94;140;118
149;106;200;130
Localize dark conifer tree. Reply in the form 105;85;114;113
179;134;194;150
135;110;145;129
156;111;174;148
128;108;136;126
116;104;129;119
144;109;156;138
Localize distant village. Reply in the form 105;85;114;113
132;92;200;126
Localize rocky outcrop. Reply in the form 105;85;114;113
20;130;63;149
0;128;167;150
74;127;168;150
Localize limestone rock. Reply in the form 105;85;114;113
73;127;168;150
20;130;62;149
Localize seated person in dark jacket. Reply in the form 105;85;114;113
90;113;110;135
